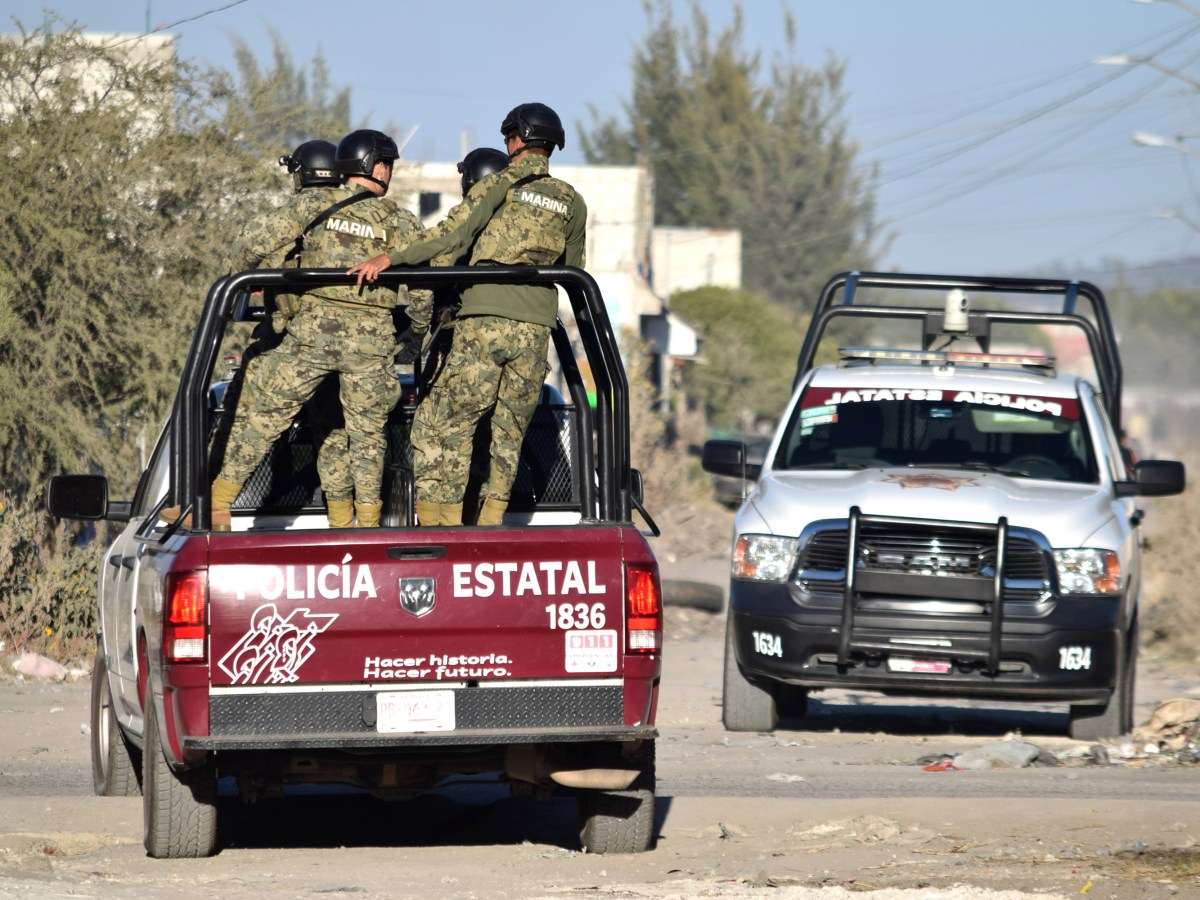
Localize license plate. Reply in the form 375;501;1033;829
376;689;456;733
887;656;951;674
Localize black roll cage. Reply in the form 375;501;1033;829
796;271;1124;433
168;265;635;531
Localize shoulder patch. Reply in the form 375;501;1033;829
325;217;389;243
512;189;571;217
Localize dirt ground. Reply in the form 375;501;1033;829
2;598;1198;899
1;503;1198;899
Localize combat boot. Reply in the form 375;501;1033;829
440;502;464;526
476;496;507;526
415;499;442;526
159;502;191;527
210;477;242;532
355;500;383;528
326;497;355;528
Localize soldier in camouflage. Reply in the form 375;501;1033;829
400;147;511;375
169;140;359;529
213;141;354;525
206;129;427;531
349;104;586;528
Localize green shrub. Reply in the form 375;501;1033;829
0;495;101;664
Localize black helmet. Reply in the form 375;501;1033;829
333;129;400;179
456;147;509;196
278;139;340;190
500;102;565;152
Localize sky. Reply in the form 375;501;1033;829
8;0;1200;283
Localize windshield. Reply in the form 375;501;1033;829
775;385;1097;483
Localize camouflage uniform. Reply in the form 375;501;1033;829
219;183;426;505
385;153;587;507
405;196;476;338
218;195;338;495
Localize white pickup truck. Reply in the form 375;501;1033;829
703;272;1185;740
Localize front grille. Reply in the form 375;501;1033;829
797;525;1050;602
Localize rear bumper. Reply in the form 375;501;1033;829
187;724;657;751
185;682;654;751
730;580;1123;704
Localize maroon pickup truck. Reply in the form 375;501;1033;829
49;265;662;858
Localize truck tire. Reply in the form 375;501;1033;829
90;647;142;797
577;742;656;854
1069;618;1138;741
722;616;778;732
663;579;725;612
142;700;217;858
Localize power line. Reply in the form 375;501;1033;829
878;20;1200;186
97;0;255;52
881;69;1180;225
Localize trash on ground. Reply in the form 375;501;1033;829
921;740;1056;771
1133;698;1200;753
12;652;68;682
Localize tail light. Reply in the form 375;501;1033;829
625;564;662;653
165;571;207;662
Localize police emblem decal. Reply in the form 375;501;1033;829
398;577;435;618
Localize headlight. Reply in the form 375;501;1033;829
733;534;798;582
1053;549;1120;594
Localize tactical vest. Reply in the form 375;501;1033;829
469;158;579;267
300;185;420;309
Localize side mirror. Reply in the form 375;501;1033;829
627;468;660;537
47;474;111;520
702;440;762;481
1114;459;1186;498
630;468;645;505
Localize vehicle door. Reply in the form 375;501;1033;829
107;430;170;722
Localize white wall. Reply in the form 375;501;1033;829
651;227;742;297
393;162;657;336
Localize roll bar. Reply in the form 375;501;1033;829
168;266;634;531
796;271;1124;432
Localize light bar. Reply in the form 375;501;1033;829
839;347;1055;368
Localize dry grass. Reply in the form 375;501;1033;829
1100;847;1200;883
1138;450;1200;664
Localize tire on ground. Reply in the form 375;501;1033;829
722;615;778;732
142;699;218;858
1068;617;1138;741
577;741;656;854
91;646;142;797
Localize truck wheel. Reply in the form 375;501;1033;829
90;647;142;797
577;741;656;854
1069;619;1138;741
722;616;778;732
142;700;217;858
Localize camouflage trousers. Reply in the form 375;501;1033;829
220;303;400;504
229;355;353;501
412;315;550;505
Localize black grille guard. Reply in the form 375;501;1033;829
837;506;1010;673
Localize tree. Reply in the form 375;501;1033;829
580;1;882;314
0;21;359;506
221;30;352;153
671;287;799;430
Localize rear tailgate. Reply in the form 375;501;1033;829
198;526;657;748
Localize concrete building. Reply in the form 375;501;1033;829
651;226;742;296
0;32;176;135
391;160;734;404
